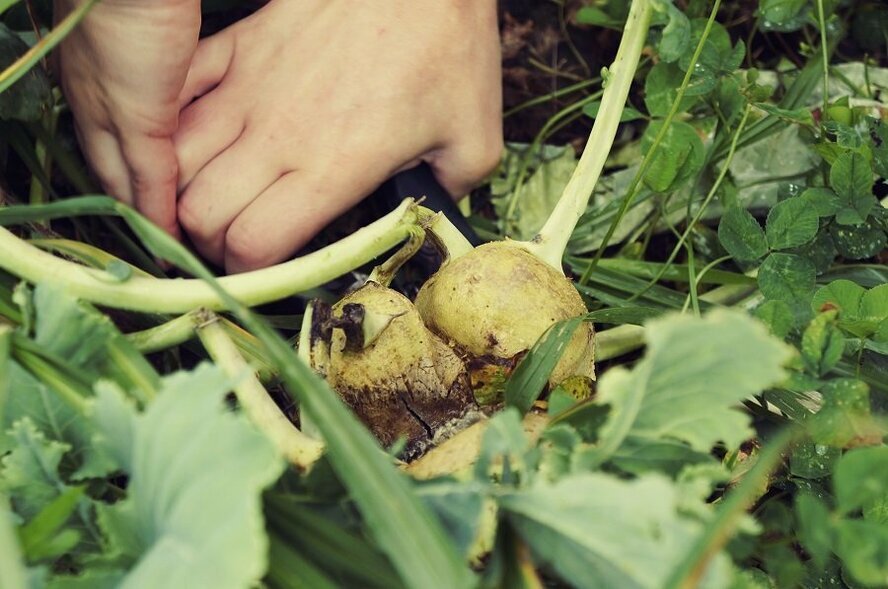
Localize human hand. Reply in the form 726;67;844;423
174;0;503;273
55;0;200;236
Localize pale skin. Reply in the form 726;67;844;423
55;0;503;273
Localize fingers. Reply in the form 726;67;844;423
174;87;245;189
120;134;181;237
76;123;134;205
223;165;390;273
177;134;282;263
178;31;236;109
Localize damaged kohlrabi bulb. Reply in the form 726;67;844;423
308;281;477;458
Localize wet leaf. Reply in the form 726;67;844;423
765;197;819;250
718;206;768;262
758;253;816;306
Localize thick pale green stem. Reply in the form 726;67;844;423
0;200;417;313
196;312;324;469
595;324;645;361
523;0;652;269
127;311;199;353
416;207;473;261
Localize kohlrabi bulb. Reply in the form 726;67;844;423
413;242;594;386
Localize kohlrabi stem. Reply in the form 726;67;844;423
196;312;324;469
416;207;473;261
0;200;417;313
368;226;427;286
127;311;200;353
595;324;645;361
523;0;652;270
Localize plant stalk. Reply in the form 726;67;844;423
416;207;473;261
0;200;417;313
196;312;324;469
523;0;652;269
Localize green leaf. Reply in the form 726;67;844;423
0;23;52;122
765;197;819;250
0;495;28;589
718;206;768;262
757;253;816;305
505;317;582;414
789;441;840;479
657;2;690;63
830;151;876;225
799;187;841;217
0;418;71;520
808;379;873;448
800;311;845;376
643;62;697;117
812;280;865;317
593;310;791;461
2;362;115;480
753;300;796;338
500;473;732;589
759;0;809;31
834;446;888;516
830;220;887;260
642;120;705;192
18;485;85;561
32;284;159;404
573;6;623;28
869;117;888;178
861;285;888;322
93;364;285;588
834;519;888;587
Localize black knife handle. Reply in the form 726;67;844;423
368;162;482;247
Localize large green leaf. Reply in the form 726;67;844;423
592;310;792;460
32;285;159;404
501;473;732;589
2;362;116;479
0;418;72;520
91;365;284;589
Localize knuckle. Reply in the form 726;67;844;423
224;220;268;269
176;194;208;238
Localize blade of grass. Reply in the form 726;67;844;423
505;317;583;414
267;495;405;589
0;0;98;93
